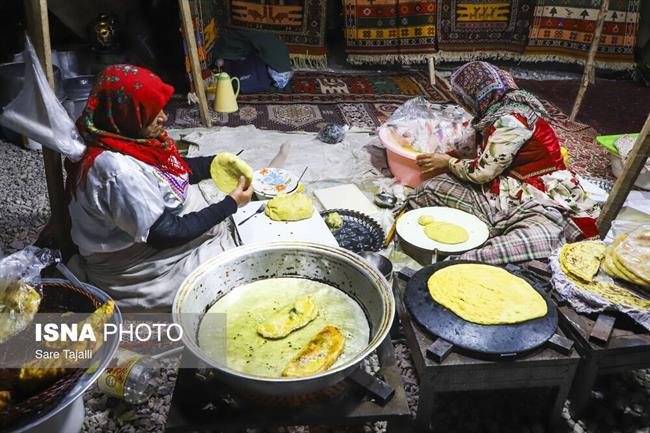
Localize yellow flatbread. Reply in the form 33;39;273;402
614;227;650;286
265;193;314;222
423;222;469;244
210;152;253;193
427;264;547;325
257;296;319;339
282;325;345;377
559;241;606;282
417;215;435;226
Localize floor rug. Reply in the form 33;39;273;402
524;0;641;70
168;70;613;179
343;0;437;64
436;0;536;59
170;70;451;131
519;78;650;135
213;0;328;68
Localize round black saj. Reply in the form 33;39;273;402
404;260;558;358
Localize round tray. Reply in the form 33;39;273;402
320;209;384;253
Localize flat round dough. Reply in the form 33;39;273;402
418;215;435;226
423;222;468;244
265;193;314;221
210;152;254;193
427;264;548;325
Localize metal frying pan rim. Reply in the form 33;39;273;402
404;260;558;356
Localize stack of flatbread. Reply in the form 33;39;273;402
602;227;650;291
559;236;650;310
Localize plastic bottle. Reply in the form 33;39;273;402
97;349;161;404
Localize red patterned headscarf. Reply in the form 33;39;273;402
70;64;189;189
450;61;518;116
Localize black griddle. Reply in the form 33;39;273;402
405;260;558;358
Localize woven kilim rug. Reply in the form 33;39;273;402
213;0;327;68
343;0;437;64
171;70;450;131
524;0;640;70
436;0;536;60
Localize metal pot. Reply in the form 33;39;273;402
63;75;95;120
172;242;395;397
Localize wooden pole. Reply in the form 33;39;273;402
570;0;609;122
178;0;212;127
597;114;650;237
24;0;71;252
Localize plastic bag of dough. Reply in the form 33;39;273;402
0;247;59;343
378;96;475;156
0;36;85;162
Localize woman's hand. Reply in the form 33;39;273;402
416;153;452;175
228;176;254;207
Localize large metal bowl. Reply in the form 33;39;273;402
172;242;395;397
11;279;122;433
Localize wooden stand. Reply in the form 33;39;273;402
526;262;650;417
395;274;580;432
164;338;412;433
556;304;650;417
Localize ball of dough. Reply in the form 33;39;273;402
265;193;314;221
210;153;254;193
325;212;344;230
417;215;435;226
423;222;469;244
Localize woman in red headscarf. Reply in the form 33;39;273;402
409;62;599;264
67;65;253;311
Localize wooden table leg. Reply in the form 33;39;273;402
428;57;435;86
386;417;413;433
549;383;571;430
569;356;598;417
413;380;435;433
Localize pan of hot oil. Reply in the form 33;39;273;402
172;242;394;397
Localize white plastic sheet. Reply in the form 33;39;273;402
0;36;85;161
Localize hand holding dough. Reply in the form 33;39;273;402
210;152;254;193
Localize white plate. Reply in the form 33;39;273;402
396;207;489;253
252;168;298;198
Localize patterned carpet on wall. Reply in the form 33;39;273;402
436;0;536;58
168;70;612;179
213;0;328;68
343;0;437;64
524;0;640;70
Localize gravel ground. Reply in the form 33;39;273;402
0;141;648;432
79;340;650;433
0;142;50;255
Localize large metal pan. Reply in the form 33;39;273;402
172;242;395;397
